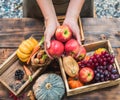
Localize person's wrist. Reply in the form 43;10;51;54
64;16;78;26
44;16;59;27
65;14;78;23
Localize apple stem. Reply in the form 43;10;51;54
64;30;68;35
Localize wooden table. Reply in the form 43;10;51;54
0;18;120;100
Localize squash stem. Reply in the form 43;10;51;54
45;83;52;89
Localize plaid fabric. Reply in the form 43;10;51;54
23;0;94;19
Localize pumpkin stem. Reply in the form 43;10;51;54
45;83;52;90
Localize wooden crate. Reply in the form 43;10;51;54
59;40;120;96
57;15;84;43
0;51;47;96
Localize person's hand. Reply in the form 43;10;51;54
44;19;60;59
63;17;81;45
63;17;81;57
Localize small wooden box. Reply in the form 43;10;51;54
59;40;120;96
0;51;46;96
57;15;84;43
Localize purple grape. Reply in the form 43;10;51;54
103;66;107;70
101;78;105;82
81;65;85;68
107;73;110;78
99;69;103;74
103;61;107;66
91;62;95;66
96;73;100;78
90;56;94;60
108;57;111;61
99;59;103;63
111;68;117;74
100;66;104;69
105;77;109;81
95;76;100;81
104;70;109;76
93;58;97;63
93;54;97;58
114;74;120;79
101;51;105;55
105;53;109;57
100;74;104;78
109;59;114;64
107;65;113;71
95;62;99;66
96;55;100;59
101;55;105;59
103;58;107;61
78;63;82;66
94;70;97;74
110;74;116;80
84;60;88;65
88;59;92;64
87;63;91;67
97;68;100;72
110;54;115;59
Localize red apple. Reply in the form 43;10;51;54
47;40;64;57
75;46;86;61
79;67;94;83
65;39;80;57
55;25;72;42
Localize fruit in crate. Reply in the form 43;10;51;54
31;49;51;67
94;48;107;55
16;37;38;62
33;73;65;100
65;39;80;57
79;50;115;69
63;56;79;77
79;67;94;83
47;40;64;57
55;25;72;42
68;75;83;89
75;46;86;61
15;69;24;81
94;65;120;82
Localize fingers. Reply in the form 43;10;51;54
63;19;81;45
44;33;51;49
44;42;53;59
44;24;58;59
44;29;54;59
70;25;81;45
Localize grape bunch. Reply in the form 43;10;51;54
79;51;115;69
94;64;120;82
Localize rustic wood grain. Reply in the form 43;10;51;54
0;18;120;100
82;18;120;47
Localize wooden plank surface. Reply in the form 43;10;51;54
0;18;120;100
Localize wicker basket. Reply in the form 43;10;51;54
31;50;51;69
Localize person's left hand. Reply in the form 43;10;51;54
44;18;60;59
63;17;81;46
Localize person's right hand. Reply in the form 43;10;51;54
44;19;60;59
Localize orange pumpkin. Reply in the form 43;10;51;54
68;76;83;89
